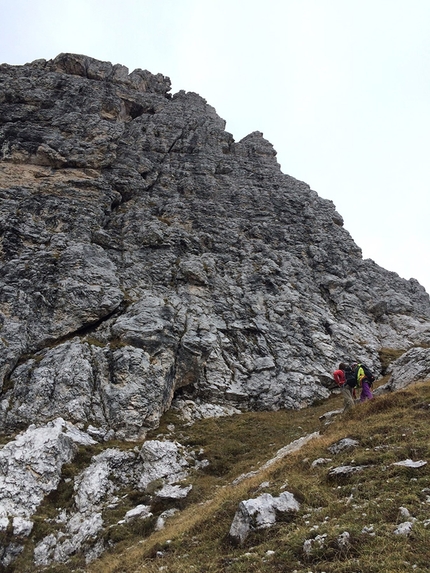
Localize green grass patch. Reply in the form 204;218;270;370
378;347;407;373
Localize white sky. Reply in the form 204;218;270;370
1;0;429;293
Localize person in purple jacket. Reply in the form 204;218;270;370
355;363;375;402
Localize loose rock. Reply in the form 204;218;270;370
229;491;300;544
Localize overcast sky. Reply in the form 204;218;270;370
1;0;429;293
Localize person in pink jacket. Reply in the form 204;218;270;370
333;362;355;411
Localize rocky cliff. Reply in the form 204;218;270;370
1;53;430;570
1;53;430;441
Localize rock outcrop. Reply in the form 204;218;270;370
2;53;430;441
0;418;97;566
386;347;430;390
229;491;300;545
2;55;429;568
0;418;202;568
32;437;198;567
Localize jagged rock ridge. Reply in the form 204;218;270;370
1;53;430;441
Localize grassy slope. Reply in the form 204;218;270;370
83;378;430;573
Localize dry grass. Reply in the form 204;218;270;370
84;379;430;573
5;376;429;573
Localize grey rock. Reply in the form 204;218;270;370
303;533;327;557
328;438;360;454
392;459;427;469
33;438;196;567
1;51;430;568
0;418;96;522
0;412;197;569
12;516;33;536
0;543;24;568
361;525;375;535
229;491;300;544
138;439;191;491
34;446;129;565
398;507;414;520
311;457;333;468
337;530;351;551
394;521;414;535
155;508;179;530
0;418;101;567
156;483;192;499
319;409;343;423
123;504;152;522
0;338;175;439
171;398;241;423
328;465;369;478
386;347;430;391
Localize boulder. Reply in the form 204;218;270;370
229;491;300;544
328;465;369;479
123;505;153;523
328;438;360;454
394;521;414;536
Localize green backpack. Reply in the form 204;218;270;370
356;363;375;387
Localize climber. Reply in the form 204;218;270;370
355;363;375;402
333;362;355;411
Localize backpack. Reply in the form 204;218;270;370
345;365;357;388
355;364;375;387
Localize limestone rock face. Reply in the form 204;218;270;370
1;53;430;440
32;438;196;567
386;347;430;391
0;419;97;567
0;418;95;522
0;418;199;568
